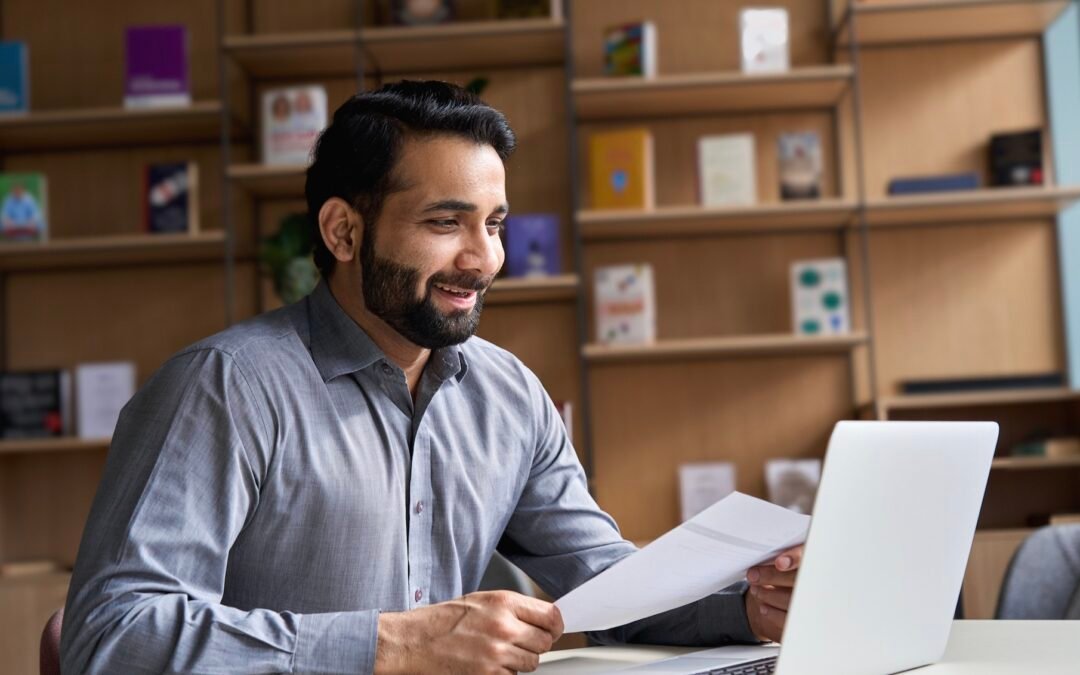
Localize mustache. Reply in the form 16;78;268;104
427;272;494;292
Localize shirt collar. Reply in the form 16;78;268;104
307;282;469;383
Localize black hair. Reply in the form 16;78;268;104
305;80;517;279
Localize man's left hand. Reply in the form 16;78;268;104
744;544;804;643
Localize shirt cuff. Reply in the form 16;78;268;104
696;582;761;645
294;609;380;674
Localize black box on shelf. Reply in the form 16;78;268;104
989;129;1043;187
0;369;71;439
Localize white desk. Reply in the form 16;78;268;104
538;621;1080;674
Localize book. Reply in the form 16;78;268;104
791;258;850;335
389;0;453;25
74;362;136;440
604;21;657;78
989;129;1043;186
779;132;822;200
0;172;48;243
698;133;757;207
899;372;1065;395
887;172;980;195
553;399;573;435
678;462;736;522
142;162;199;234
594;263;656;344
765;458;821;514
497;0;550;19
505;213;560;277
1010;437;1080;459
124;25;191;109
0;370;71;439
261;85;329;165
588;128;654;210
740;8;789;74
0;41;29;114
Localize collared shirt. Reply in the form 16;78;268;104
61;282;755;674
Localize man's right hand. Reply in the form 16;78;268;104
374;590;564;674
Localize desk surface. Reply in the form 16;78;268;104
538;621;1080;674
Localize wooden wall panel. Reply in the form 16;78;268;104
0;573;71;675
590;355;852;541
570;0;830;78
0;0;220;109
856;39;1050;198
979;469;1080;529
583;233;844;340
962;529;1031;619
579;112;838;209
867;221;1064;395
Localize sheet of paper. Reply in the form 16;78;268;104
556;492;810;633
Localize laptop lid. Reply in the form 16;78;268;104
775;421;998;675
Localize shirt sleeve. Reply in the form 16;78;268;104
496;370;760;647
60;347;378;674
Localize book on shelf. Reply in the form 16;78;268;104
504;213;560;278
496;0;550;19
790;258;850;335
0;172;48;243
739;8;789;74
594;263;656;344
261;85;329;166
0;369;71;439
389;0;454;25
1009;437;1080;459
887;172;979;195
75;362;136;440
899;372;1065;395
0;41;29;114
678;462;735;522
765;458;821;514
989;129;1043;187
698;133;756;207
142;162;200;234
779;132;822;200
124;25;191;109
588;128;654;210
604;21;657;78
553;399;572;435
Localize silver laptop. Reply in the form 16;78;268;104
615;421;998;675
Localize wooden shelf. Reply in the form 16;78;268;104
572;66;853;121
578;199;858;241
0;101;238;152
0;437;109;457
228;164;307;198
0;232;226;272
583;332;868;364
861;186;1080;228
992;455;1080;470
876;387;1080;415
223;18;565;79
486;274;578;305
835;0;1070;46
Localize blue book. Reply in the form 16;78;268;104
505;214;560;278
888;172;980;195
0;41;29;114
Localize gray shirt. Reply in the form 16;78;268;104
61;282;756;674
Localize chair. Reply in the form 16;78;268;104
479;552;536;597
996;524;1080;619
40;607;63;675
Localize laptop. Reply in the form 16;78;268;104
613;421;998;675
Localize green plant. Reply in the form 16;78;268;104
259;213;319;305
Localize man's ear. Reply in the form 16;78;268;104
318;197;362;264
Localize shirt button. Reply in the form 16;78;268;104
415;500;424;514
414;588;423;603
381;363;393;375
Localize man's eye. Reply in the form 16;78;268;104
429;219;458;228
486;220;505;234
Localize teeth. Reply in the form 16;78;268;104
436;284;472;297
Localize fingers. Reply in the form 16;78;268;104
754;603;788;643
506;594;564;638
775;545;804;571
510;623;556;655
749;585;792;611
747;565;796;588
494;642;543;673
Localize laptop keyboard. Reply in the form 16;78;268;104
692;656;777;675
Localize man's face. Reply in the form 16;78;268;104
358;134;507;349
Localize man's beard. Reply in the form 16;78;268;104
361;235;490;350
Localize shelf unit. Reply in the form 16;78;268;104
0;438;109;457
862;185;1080;228
583;333;868;364
0;233;226;272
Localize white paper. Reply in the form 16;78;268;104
75;362;136;439
765;458;822;514
678;462;736;522
556;492;809;633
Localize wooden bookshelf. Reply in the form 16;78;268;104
0;101;240;152
0;232;226;272
223;18;565;79
578;199;858;241
834;0;1070;46
572;66;854;120
874;387;1080;418
861;185;1080;228
485;274;578;305
0;437;109;457
992;455;1080;470
227;164;307;197
583;332;869;364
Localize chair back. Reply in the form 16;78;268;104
996;524;1080;619
40;607;64;675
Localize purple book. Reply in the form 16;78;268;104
505;213;561;278
124;25;190;108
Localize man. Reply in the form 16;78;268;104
62;81;802;674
